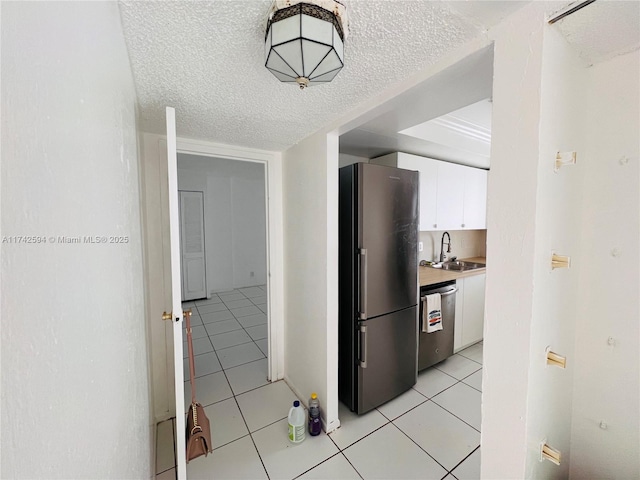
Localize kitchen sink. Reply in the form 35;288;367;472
441;260;486;271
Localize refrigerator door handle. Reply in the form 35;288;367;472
358;248;367;320
359;324;368;368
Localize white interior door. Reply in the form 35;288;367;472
179;191;207;300
166;107;187;479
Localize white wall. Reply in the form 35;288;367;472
177;156;267;294
232;177;267;288
208;174;234;291
570;51;639;479
1;2;151;478
482;5;547;476
485;8;639;478
282;131;340;432
525;25;588;479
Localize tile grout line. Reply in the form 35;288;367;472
291;451;344;480
448;444;480;479
388;420;450;475
324;431;366;480
185;359;270;411
222;376;271;479
417;376;481;434
218;293;272;479
181;289;269;476
199;302;272;480
368;364;483;477
376;384;428;420
340;451;366;480
188;288;271;476
433;363;482;383
226;375;271;479
429;397;481;434
427;368;483;434
182;291;479;480
456;352;483;366
330;418;392;453
218;291;268;368
326;357;484;474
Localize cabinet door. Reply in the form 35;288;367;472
461;273;486;347
463;167;488;229
454;279;464;352
436;161;465;230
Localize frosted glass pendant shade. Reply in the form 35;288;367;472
265;3;345;89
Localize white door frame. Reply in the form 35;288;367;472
177;137;284;383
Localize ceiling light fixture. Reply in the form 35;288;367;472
265;0;349;90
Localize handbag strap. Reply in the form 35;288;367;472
185;309;197;405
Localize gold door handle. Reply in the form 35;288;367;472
163;309;192;322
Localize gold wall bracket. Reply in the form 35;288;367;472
546;347;567;369
540;441;561;465
551;253;571;270
554;151;577;173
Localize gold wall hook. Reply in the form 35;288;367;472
546;348;567;369
162;311;172;321
551;253;571;270
554;151;577;172
541;442;561;465
183;308;192;316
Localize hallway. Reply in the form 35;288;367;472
156;324;483;479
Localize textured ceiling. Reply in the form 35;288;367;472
339;46;495;168
118;1;640;152
118;1;528;151
552;0;640;65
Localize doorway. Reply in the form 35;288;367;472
141;127;286;477
332;47;493;478
140;130;285;426
177;151;271;401
177;154;268;300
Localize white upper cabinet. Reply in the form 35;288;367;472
435;160;465;230
371;152;488;231
462;166;488;229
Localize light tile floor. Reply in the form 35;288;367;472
157;305;483;480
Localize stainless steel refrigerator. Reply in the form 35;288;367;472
338;162;419;414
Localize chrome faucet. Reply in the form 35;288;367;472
439;232;451;263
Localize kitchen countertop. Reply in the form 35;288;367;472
419;256;486;287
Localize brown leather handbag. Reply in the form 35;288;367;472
184;309;213;462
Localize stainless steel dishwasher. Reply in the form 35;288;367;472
418;280;457;371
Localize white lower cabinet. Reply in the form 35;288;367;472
454;279;465;351
454;273;486;352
